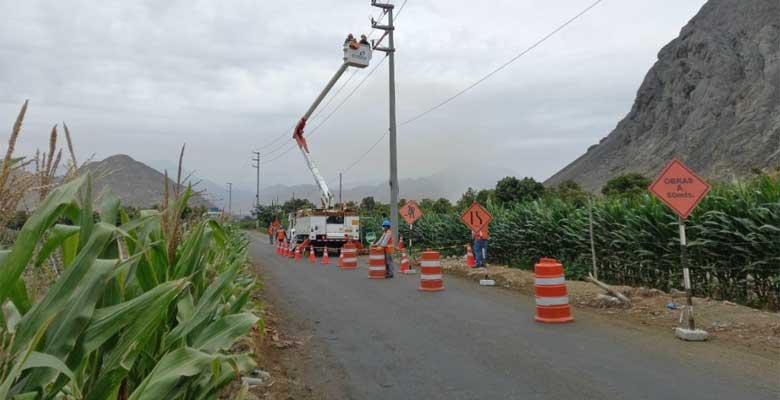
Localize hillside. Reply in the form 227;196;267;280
80;154;212;209
547;0;780;191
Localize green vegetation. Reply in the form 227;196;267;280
0;176;260;399
362;174;780;309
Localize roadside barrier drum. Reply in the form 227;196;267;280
418;250;444;292
534;258;574;323
466;244;476;267
309;246;316;263
368;246;386;279
341;242;358;269
321;248;330;265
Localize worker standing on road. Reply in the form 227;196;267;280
268;224;275;245
374;220;395;278
473;227;489;268
276;226;287;247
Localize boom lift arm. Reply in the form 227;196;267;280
293;37;372;208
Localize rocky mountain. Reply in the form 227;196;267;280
547;0;780;191
80;154;212;209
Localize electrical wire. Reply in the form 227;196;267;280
255;4;390;151
314;0;602;193
399;0;603;127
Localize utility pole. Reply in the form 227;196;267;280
226;182;232;216
339;172;343;206
372;0;399;244
252;151;260;229
252;152;260;208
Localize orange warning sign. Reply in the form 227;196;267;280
461;202;492;232
649;159;710;219
400;200;423;225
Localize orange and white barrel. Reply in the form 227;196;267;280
368;246;386;279
418;250;444;291
341;242;358;269
534;258;574;323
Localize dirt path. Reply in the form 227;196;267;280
440;257;780;360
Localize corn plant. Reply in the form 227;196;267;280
373;174;780;309
0;175;260;399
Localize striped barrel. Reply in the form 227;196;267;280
534;258;574;323
341;242;358;269
368;246;386;279
418;250;444;292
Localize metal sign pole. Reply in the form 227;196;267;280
679;217;695;330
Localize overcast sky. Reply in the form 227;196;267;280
1;0;707;195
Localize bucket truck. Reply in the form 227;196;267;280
288;36;372;254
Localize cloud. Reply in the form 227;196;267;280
0;0;707;195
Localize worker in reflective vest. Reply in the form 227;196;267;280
268;224;274;245
374;220;395;278
472;227;489;268
276;228;287;246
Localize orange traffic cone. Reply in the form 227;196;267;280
309;246;316;263
466;243;476;268
276;243;282;255
338;247;345;267
294;246;302;261
399;245;410;273
288;245;295;258
321;248;330;265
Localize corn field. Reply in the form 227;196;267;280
0;176;260;399
362;174;780;309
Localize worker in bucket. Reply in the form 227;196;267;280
473;227;489;268
374;220;395;278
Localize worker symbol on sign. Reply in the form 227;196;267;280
400;200;423;225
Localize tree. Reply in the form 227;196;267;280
282;198;315;215
419;198;435;211
432;198;453;214
495;176;544;205
252;203;283;227
602;173;651;197
476;189;494;205
551;179;588;206
360;196;376;211
456;187;477;211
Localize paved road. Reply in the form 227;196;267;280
250;235;779;400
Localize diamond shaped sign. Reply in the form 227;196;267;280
400;200;423;225
460;202;492;232
649;159;711;219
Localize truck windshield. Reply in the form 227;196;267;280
326;216;344;224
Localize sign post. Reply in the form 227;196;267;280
649;159;711;341
400;200;423;270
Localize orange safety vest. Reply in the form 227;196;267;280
384;229;394;254
473;227;490;240
276;229;286;241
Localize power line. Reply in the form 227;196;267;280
314;0;602;194
260;54;389;165
255;5;389;151
400;0;603;127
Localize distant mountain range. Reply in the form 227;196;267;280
79;154;212;209
105;157;516;213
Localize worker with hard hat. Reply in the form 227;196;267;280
374;220;395;278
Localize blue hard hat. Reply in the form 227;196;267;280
382;220;391;227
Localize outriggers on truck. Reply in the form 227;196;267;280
288;35;372;255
